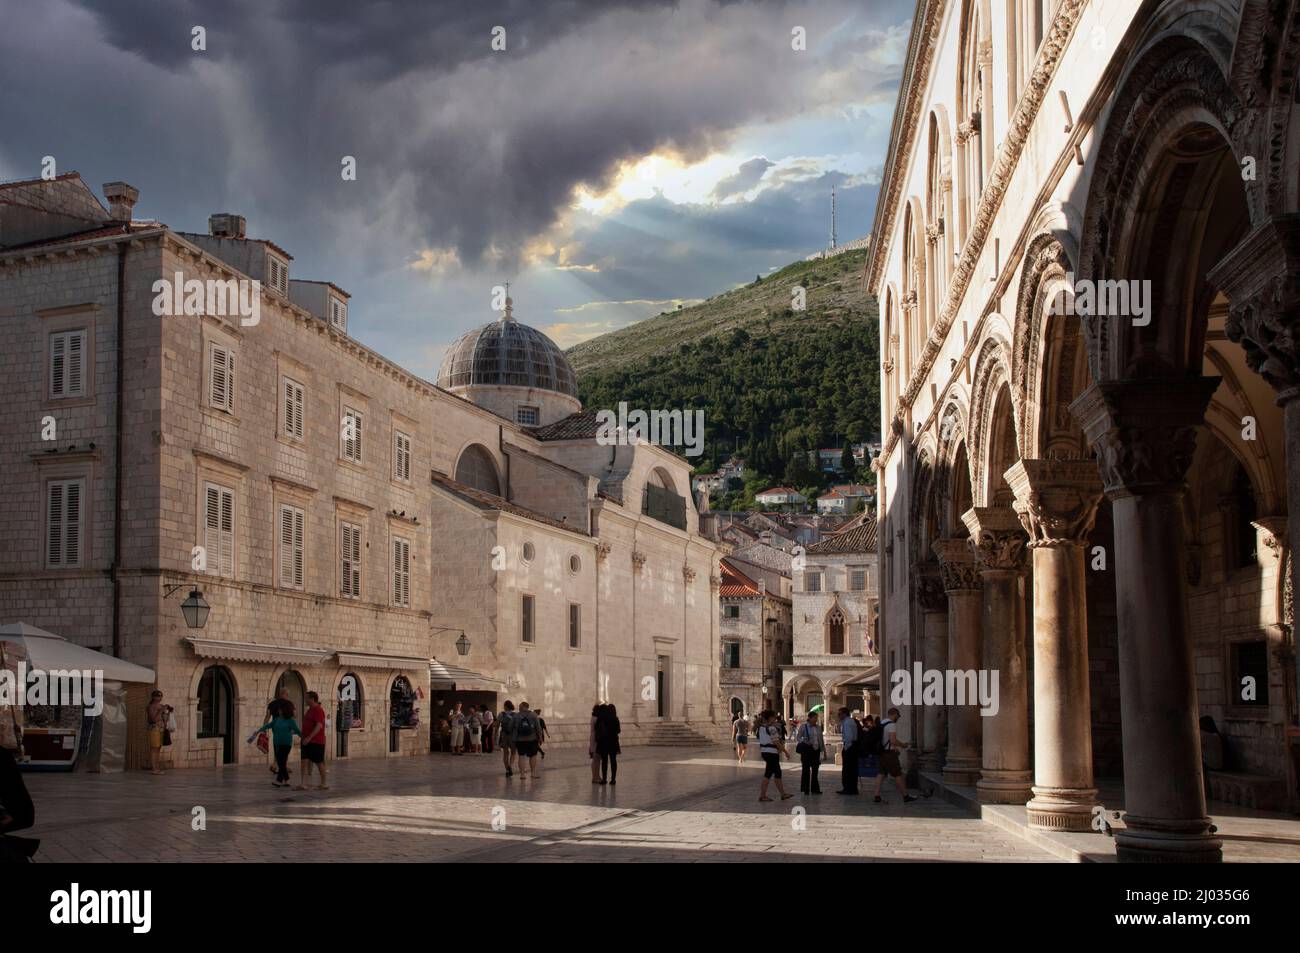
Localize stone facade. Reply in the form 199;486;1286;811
868;0;1300;860
0;175;722;768
718;557;791;719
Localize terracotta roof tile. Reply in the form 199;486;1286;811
430;470;587;536
806;517;878;554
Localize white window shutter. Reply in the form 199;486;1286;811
219;489;234;575
293;383;303;438
47;482;64;565
64;481;81;565
210;345;229;410
293;509;304;588
279;507;294;587
50;333;66;398
67;331;84;397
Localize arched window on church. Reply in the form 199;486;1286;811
455;444;501;496
826;606;846;655
957;1;991;245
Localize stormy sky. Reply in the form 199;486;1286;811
0;0;911;378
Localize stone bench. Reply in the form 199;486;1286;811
1206;769;1287;811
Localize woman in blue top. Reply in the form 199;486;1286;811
249;703;302;787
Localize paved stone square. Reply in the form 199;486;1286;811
23;746;1060;863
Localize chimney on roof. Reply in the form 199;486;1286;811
102;182;139;222
209;213;247;239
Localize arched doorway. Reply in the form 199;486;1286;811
276;670;307;722
729;696;745;721
196;665;236;764
336;672;364;759
389;675;417;753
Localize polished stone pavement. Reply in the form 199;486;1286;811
22;746;1060;862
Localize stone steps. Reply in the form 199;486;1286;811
645;722;721;746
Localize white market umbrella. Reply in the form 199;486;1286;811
0;622;155;683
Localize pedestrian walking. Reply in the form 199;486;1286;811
450;703;465;754
836;707;859;795
249;702;302;787
265;687;291;777
295;691;329;790
146;690;171;776
757;711;793;802
595;704;621;785
588;704;602;782
468;706;482;753
535;709;548;760
732;711;751;763
497;700;517;776
480;706;495;754
514;702;542;779
871;707;916;804
796;711;825;795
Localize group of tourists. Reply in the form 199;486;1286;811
735;705;918;804
247;687;329;790
441;702;496;754
493;700;547;779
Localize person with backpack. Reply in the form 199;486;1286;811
514;702;541;779
836;707;860;795
595;704;622;784
496;700;518;777
757;710;793;802
871;707;916;804
795;711;826;795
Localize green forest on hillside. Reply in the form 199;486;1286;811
570;250;880;502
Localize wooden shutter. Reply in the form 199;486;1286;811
341;522;361;598
279;505;304;588
210;344;234;411
204;484;234;576
47;480;80;566
67;331;84;396
50;333;66;397
392;537;410;606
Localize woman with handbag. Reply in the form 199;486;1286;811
796;711;825;795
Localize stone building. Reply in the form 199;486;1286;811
0;173;722;768
781;515;880;724
718;556;792;719
868;0;1300;862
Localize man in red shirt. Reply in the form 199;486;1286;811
296;692;329;790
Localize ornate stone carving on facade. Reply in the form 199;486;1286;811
682;565;697;583
709;572;721;593
1069;378;1219;497
932;537;981;591
631;551;647;571
883;359;895;374
1206;215;1300;403
902;289;918;312
1253;516;1288;557
595;540;612;562
913;565;947;612
1005;458;1103;548
961;506;1028;572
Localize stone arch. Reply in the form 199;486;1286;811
902;198;928;366
1013;224;1090;458
883;283;900;404
925;106;956;317
955;0;994;245
825;600;848;655
1202;349;1284;515
935;398;974;537
967;333;1019;507
909;439;941;566
455;442;502;496
1078;32;1255;383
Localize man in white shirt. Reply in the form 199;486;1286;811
873;707;916;803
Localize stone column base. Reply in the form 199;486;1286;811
976;769;1034;804
1026;787;1098;831
1115;814;1223;863
919;749;945;772
943;757;981;786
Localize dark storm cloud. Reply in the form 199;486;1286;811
0;0;906;274
711;156;776;201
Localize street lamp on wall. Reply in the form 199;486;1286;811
164;584;210;629
432;625;472;658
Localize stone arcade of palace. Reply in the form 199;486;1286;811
870;0;1300;862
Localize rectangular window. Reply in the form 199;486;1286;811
208;342;235;412
392;536;411;607
516;405;540;426
850;567;867;591
203;483;235;576
278;504;304;589
282;377;304;440
568;603;581;649
329;296;347;331
46;478;85;568
522;594;535;644
393;430;411;482
266;255;288;295
724;604;740;619
340;520;362;598
341;407;363;464
726;642;740;668
49;329;87;399
1232;641;1269;708
805;571;821;593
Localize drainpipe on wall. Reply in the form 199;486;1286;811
111;242;127;659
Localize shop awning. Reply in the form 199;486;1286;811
183;637;331;667
429;659;506;693
336;651;428;671
0;622;155;682
838;663;881;691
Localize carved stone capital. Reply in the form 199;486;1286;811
961;506;1027;572
1207;214;1300;403
1252;516;1288;558
595;540;612;562
1069;378;1219;498
1005;458;1103;548
682;565;697;583
932;537;981;592
708;572;721;593
913;563;947;612
631;551;647;570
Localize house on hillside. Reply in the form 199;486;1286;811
755;487;806;509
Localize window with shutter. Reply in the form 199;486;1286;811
341;408;363;463
392;536;411;607
46;478;85;568
522;594;535;643
282;378;304;439
279;504;305;589
340;521;362;598
393;431;411;481
209;343;235;412
203;483;235;576
569;603;580;649
49;329;88;399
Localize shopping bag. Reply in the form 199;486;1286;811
255;731;269;754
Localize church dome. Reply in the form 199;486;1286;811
436;300;577;398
